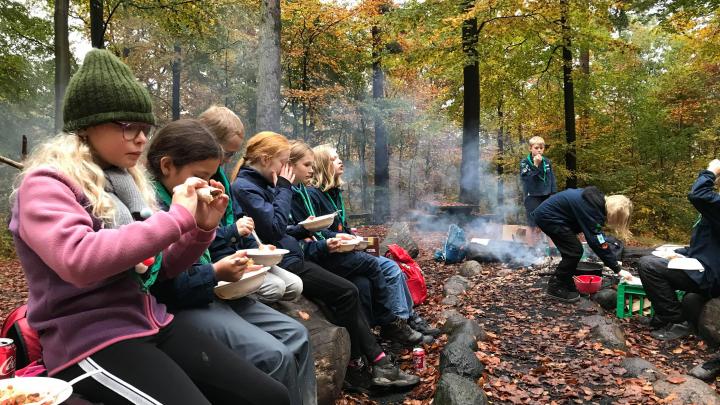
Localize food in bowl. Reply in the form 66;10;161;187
0;377;73;405
196;186;223;204
241;248;289;266
335;238;360;253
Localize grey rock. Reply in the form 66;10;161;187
698;298;720;346
444;275;471;296
591;321;626;349
379;222;419;258
577;298;602;314
653;375;720;405
459;261;482;278
448;332;479;351
442;295;459;306
592;288;617;311
434;372;488;405
439;341;485;379
621;357;665;382
580;314;608;328
440;310;467;334
683;293;709;327
455;319;486;341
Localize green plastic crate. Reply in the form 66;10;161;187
616;282;685;319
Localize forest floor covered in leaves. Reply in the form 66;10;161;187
343;227;719;404
1;227;719;404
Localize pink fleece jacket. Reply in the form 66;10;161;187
8;168;215;375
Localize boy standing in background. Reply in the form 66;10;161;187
520;136;558;244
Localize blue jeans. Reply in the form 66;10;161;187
353;255;414;326
173;298;317;405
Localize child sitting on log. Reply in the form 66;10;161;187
638;159;720;341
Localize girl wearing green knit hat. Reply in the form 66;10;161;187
10;49;290;405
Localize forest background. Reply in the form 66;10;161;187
1;0;719;257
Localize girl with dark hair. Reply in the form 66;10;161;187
147;119;316;405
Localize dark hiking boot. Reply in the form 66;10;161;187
649;315;669;330
546;278;580;302
380;318;423;346
651;321;691;341
371;356;420;388
409;313;441;337
690;357;720;381
344;361;373;394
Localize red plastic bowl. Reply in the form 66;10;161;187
573;275;602;294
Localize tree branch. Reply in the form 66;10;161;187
0;155;24;170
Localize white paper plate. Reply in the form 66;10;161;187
215;266;270;300
0;377;72;405
655;244;685;252
668;258;705;271
298;213;336;225
651;250;686;260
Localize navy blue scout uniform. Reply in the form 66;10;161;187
289;183;397;326
520;154;557;226
151;169;258;310
683;170;720;294
231;167;305;274
307;187;352;234
532;187;621;292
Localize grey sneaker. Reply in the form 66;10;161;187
650;321;691;341
371;360;420;388
380;318;423;346
690;357;720;381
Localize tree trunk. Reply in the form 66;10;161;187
54;0;70;133
561;0;577;189
459;0;480;205
496;98;504;208
359;113;368;211
256;0;282;132
172;43;181;120
372;24;390;224
90;0;104;49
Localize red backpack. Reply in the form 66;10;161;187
2;304;42;371
385;244;427;305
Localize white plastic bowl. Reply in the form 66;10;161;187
299;213;337;232
214;266;270;300
0;377;72;405
335;238;360;253
355;237;369;250
242;248;289;266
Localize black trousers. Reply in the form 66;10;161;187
537;225;583;285
524;195;549;227
55;320;290;405
317;251;395;323
638;256;702;323
299;260;383;361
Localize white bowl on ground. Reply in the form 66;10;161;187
214;266;270;300
299;213;337;232
241;248;289;266
0;377;72;405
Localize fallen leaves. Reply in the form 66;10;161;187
297;310;310;320
666;375;687;385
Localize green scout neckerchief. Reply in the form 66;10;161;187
526;154;547;184
325;188;347;231
292;184;325;240
153;181;212;265
215;168;235;227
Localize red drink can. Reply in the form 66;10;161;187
0;338;16;379
412;347;425;372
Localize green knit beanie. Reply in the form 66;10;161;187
63;49;156;132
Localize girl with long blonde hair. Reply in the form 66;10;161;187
309;144;440;337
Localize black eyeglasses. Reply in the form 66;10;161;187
113;121;154;141
224;150;238;160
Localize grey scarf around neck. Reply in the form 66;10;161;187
103;167;151;228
